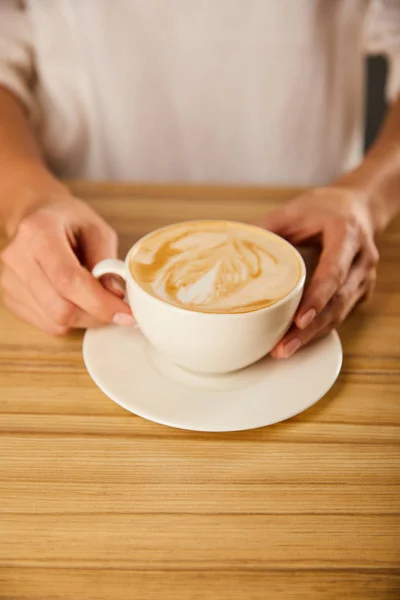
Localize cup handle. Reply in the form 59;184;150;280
92;259;127;281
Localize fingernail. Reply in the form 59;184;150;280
283;338;301;358
109;277;125;296
113;313;135;326
299;309;316;329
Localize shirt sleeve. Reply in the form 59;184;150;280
364;0;400;102
0;0;35;112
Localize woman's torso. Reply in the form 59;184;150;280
28;0;368;185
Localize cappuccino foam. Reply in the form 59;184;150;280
129;221;301;314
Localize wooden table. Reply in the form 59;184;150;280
0;183;399;599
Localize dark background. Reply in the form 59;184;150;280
365;55;388;150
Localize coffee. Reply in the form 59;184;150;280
94;221;305;372
129;221;301;314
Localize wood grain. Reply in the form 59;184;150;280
0;183;399;599
1;569;399;600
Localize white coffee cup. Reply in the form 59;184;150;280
92;223;306;374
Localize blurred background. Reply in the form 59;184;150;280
366;55;388;150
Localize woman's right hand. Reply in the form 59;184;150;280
0;190;134;335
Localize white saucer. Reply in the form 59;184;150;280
83;325;342;432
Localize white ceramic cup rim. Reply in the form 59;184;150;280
120;220;306;318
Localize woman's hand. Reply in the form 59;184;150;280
261;186;379;358
0;191;133;335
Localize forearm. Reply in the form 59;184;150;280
0;87;69;235
334;96;400;234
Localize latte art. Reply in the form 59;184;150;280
129;221;301;314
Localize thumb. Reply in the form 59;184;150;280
258;207;291;235
80;222;126;298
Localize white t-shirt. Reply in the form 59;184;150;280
0;0;399;185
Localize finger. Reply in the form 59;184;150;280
2;291;69;336
361;269;377;303
2;257;78;328
259;208;291;236
1;266;103;330
79;222;125;298
80;222;119;270
260;209;322;246
100;275;126;298
271;308;334;359
274;260;373;359
36;263;119;328
330;259;376;323
38;235;133;324
295;223;360;328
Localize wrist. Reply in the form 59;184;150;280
333;140;400;236
332;182;387;236
333;170;391;237
0;161;72;237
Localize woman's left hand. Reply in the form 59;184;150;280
260;186;379;358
